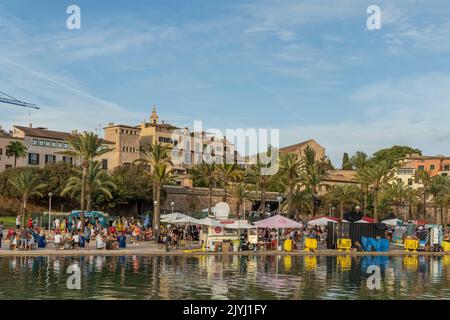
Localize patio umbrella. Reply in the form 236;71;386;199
224;221;256;229
196;217;224;227
307;216;339;227
161;212;190;222
254;215;302;229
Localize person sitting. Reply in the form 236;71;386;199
54;232;63;249
73;231;80;250
96;233;106;250
64;233;74;250
10;234;19;251
118;232;127;248
27;234;36;251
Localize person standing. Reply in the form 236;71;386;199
16;215;21;229
0;221;3;249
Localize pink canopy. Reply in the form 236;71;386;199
254;215;302;229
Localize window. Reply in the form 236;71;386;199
101;159;108;170
442;173;448;177
418;165;425;171
430;164;436;171
445;165;450;171
63;143;68;149
408;179;413;186
51;141;57;148
58;142;63;148
32;139;38;146
63;156;73;165
45;155;56;164
0;148;2;156
38;140;44;146
5;164;12;170
45;140;50;147
28;153;39;165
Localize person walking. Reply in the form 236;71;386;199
16;215;21;229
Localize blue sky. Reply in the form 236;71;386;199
1;0;450;166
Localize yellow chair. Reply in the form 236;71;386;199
337;238;352;252
404;239;419;252
442;241;450;252
304;238;318;253
284;239;293;252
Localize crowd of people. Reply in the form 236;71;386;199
256;225;327;250
0;215;158;251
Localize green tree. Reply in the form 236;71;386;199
382;180;410;219
9;170;47;225
372;145;421;164
341;153;353;170
351;151;370;170
147;163;177;242
355;160;397;222
415;170;433;220
278;153;304;218
5;141;27;168
228;182;251;219
429;175;450;224
216;163;242;202
290;190;313;220
62;160;117;212
59;132;112;231
191;161;218;216
329;185;359;220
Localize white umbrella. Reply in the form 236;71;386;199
381;218;402;226
161;212;189;221
162;216;201;225
224;221;256;229
196;217;223;227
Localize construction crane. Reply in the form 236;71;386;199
0;90;39;109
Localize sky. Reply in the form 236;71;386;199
1;0;450;166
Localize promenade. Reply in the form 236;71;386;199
0;238;448;257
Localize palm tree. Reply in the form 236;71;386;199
351;151;370;170
228;182;251;219
329;185;359;220
9;170;47;225
429;175;450;224
191;161;218;216
247;159;277;213
356;160;396;222
216;163;242;202
147;163;177;242
137;141;173;202
290;190;313;220
61;161;117;211
278;153;304;218
59;132;112;231
382;180;410;219
416;170;433;220
6;141;27;168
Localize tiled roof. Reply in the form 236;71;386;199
279;139;324;153
324;170;358;183
14;126;114;144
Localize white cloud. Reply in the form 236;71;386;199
280;73;450;166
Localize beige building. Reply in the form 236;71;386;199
279;139;326;161
11;125;115;170
0;127;25;171
103;124;141;169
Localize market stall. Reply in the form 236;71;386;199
254;215;302;251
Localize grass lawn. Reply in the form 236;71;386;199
0;216;17;229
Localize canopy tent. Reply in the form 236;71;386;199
254;215;302;229
161;213;201;225
307;216;339;227
355;216;375;224
196;217;224;227
202;207;216;214
224;220;256;229
381;218;403;226
161;212;189;221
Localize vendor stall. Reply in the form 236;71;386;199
254;215;302;251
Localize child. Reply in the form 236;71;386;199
54;232;63;250
73;231;80;250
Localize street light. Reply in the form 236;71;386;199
48;192;53;231
277;196;283;215
171;201;175;214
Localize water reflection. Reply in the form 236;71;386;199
0;255;449;300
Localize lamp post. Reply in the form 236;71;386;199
48;192;53;231
277;196;283;215
154;200;158;241
171;201;175;214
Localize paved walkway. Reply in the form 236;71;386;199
0;238;448;257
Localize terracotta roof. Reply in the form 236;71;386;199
279;139;324;153
13;126;115;144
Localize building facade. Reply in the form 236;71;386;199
0;128;25;171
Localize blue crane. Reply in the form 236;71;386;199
0;90;39;109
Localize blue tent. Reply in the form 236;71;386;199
68;211;108;227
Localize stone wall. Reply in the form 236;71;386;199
161;186;280;215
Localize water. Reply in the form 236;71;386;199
0;255;449;300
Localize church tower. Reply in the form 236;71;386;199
150;106;159;124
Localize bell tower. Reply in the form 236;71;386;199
150;105;159;124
